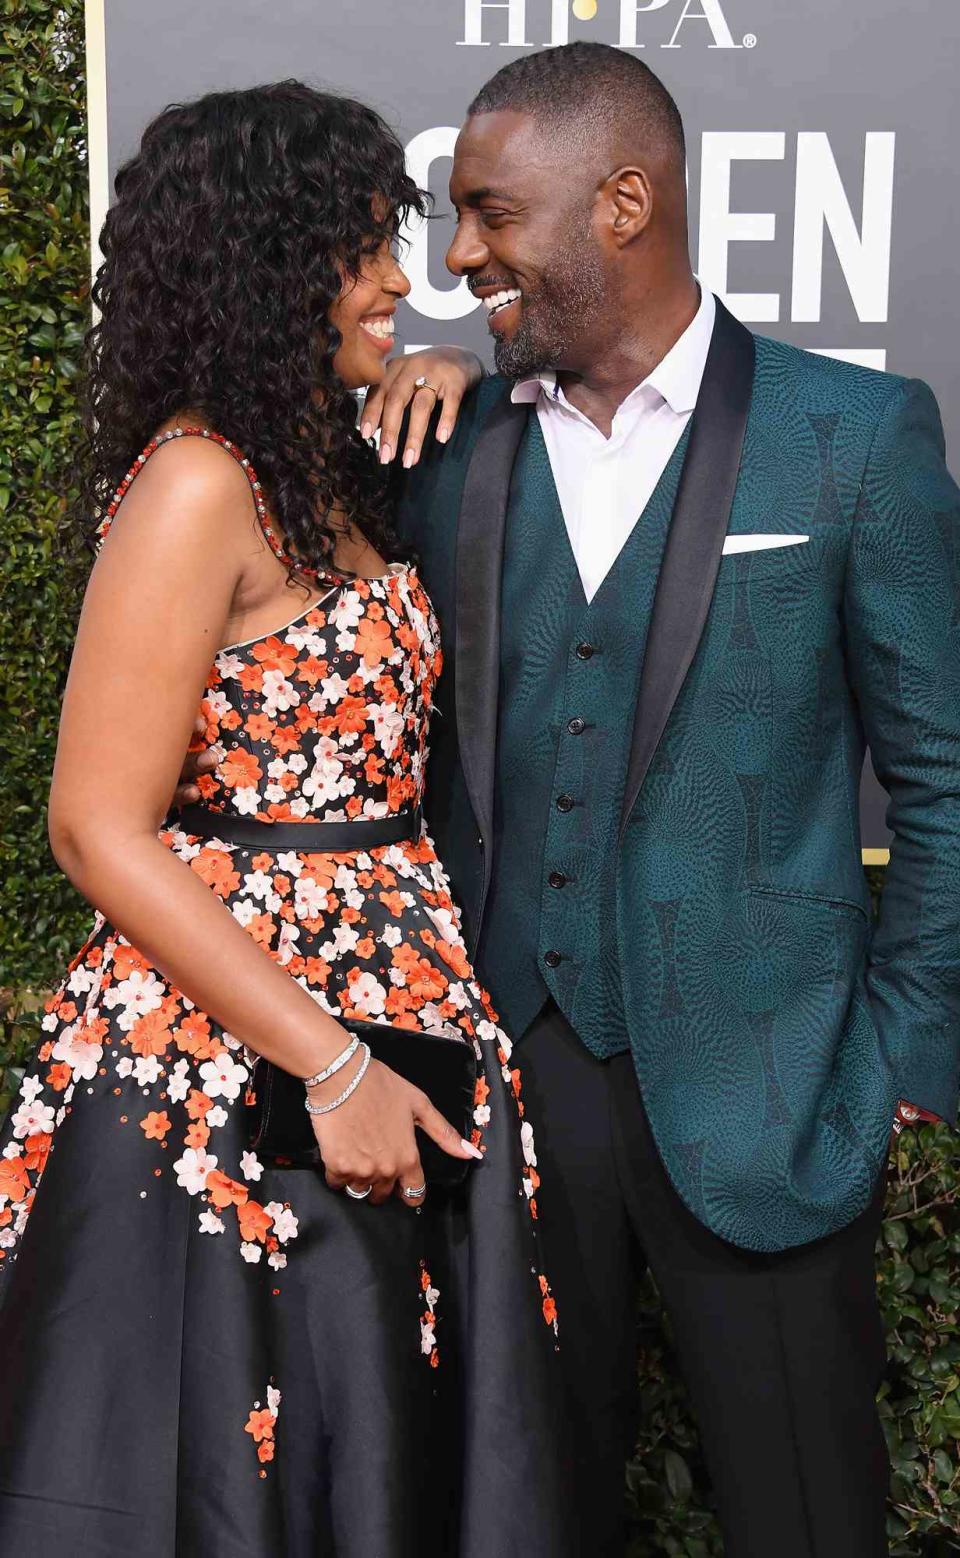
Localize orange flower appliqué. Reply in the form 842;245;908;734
205;1170;249;1210
140;1111;171;1141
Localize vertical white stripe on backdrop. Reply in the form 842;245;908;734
84;0;109;303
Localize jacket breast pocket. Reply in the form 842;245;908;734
713;533;828;591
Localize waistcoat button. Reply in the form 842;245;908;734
567;716;586;735
548;871;567;889
556;793;575;812
575;642;596;660
544;949;563;968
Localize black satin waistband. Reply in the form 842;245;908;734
170;804;423;852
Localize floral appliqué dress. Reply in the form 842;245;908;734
0;431;570;1558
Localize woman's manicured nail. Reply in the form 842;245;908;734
402;447;418;469
461;1139;484;1160
379;443;393;464
360;421;373;440
437;426;450;444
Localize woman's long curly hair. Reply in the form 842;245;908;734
79;81;428;577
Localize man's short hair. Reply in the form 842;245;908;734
468;41;685;168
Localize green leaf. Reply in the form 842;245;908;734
663;1449;693;1503
932;1449;955;1484
885;1219;909;1251
893;1263;916;1293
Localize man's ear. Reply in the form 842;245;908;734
604;166;653;248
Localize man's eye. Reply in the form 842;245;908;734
480;210;508;226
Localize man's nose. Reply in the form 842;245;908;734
445;219;488;278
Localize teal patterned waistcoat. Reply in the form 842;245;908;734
480;417;687;1049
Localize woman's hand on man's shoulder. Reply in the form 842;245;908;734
360;346;484;471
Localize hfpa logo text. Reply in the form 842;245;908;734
459;0;756;52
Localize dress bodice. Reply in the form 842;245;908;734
95;425;443;826
195;565;441;825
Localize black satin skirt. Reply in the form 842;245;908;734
0;1020;573;1556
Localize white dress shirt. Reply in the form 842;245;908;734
510;287;716;602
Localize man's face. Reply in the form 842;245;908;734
447;111;607;379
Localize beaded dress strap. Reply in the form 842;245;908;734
95;425;340;583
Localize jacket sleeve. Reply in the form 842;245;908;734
845;377;960;1125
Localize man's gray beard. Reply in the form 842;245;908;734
493;251;606;380
493;310;562;379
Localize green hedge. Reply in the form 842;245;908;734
1;3;958;1550
0;0;89;1016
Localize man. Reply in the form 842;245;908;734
386;43;959;1557
183;43;959;1556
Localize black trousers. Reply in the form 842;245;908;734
515;1001;890;1558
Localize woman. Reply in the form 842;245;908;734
0;83;568;1556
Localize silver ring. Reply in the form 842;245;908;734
402;1182;427;1200
345;1184;373;1200
413;375;438;398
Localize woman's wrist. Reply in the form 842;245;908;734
263;1012;360;1094
300;1032;359;1088
304;1042;372;1116
299;1023;369;1103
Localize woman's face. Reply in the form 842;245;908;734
330;237;411;391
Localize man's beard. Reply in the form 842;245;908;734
492;248;606;380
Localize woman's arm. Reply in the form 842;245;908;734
49;438;473;1201
49;439;341;1079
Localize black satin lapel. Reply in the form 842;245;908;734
619;299;756;836
455;387;528;854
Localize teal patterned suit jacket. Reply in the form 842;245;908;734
395;300;960;1252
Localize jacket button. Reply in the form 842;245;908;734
575;642;596;660
544;949;562;968
567;716;586;735
548;871;567;889
556;793;575;813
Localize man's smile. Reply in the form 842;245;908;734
483;287;522;318
469;275;524;329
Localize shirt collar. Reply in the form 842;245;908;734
510;285;716;417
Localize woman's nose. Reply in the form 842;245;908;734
385;257;411;299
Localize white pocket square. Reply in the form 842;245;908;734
721;533;810;555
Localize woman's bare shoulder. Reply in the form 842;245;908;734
100;428;258;561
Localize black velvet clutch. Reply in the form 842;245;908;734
246;1019;478;1189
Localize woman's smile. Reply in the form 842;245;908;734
358;310;397;352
